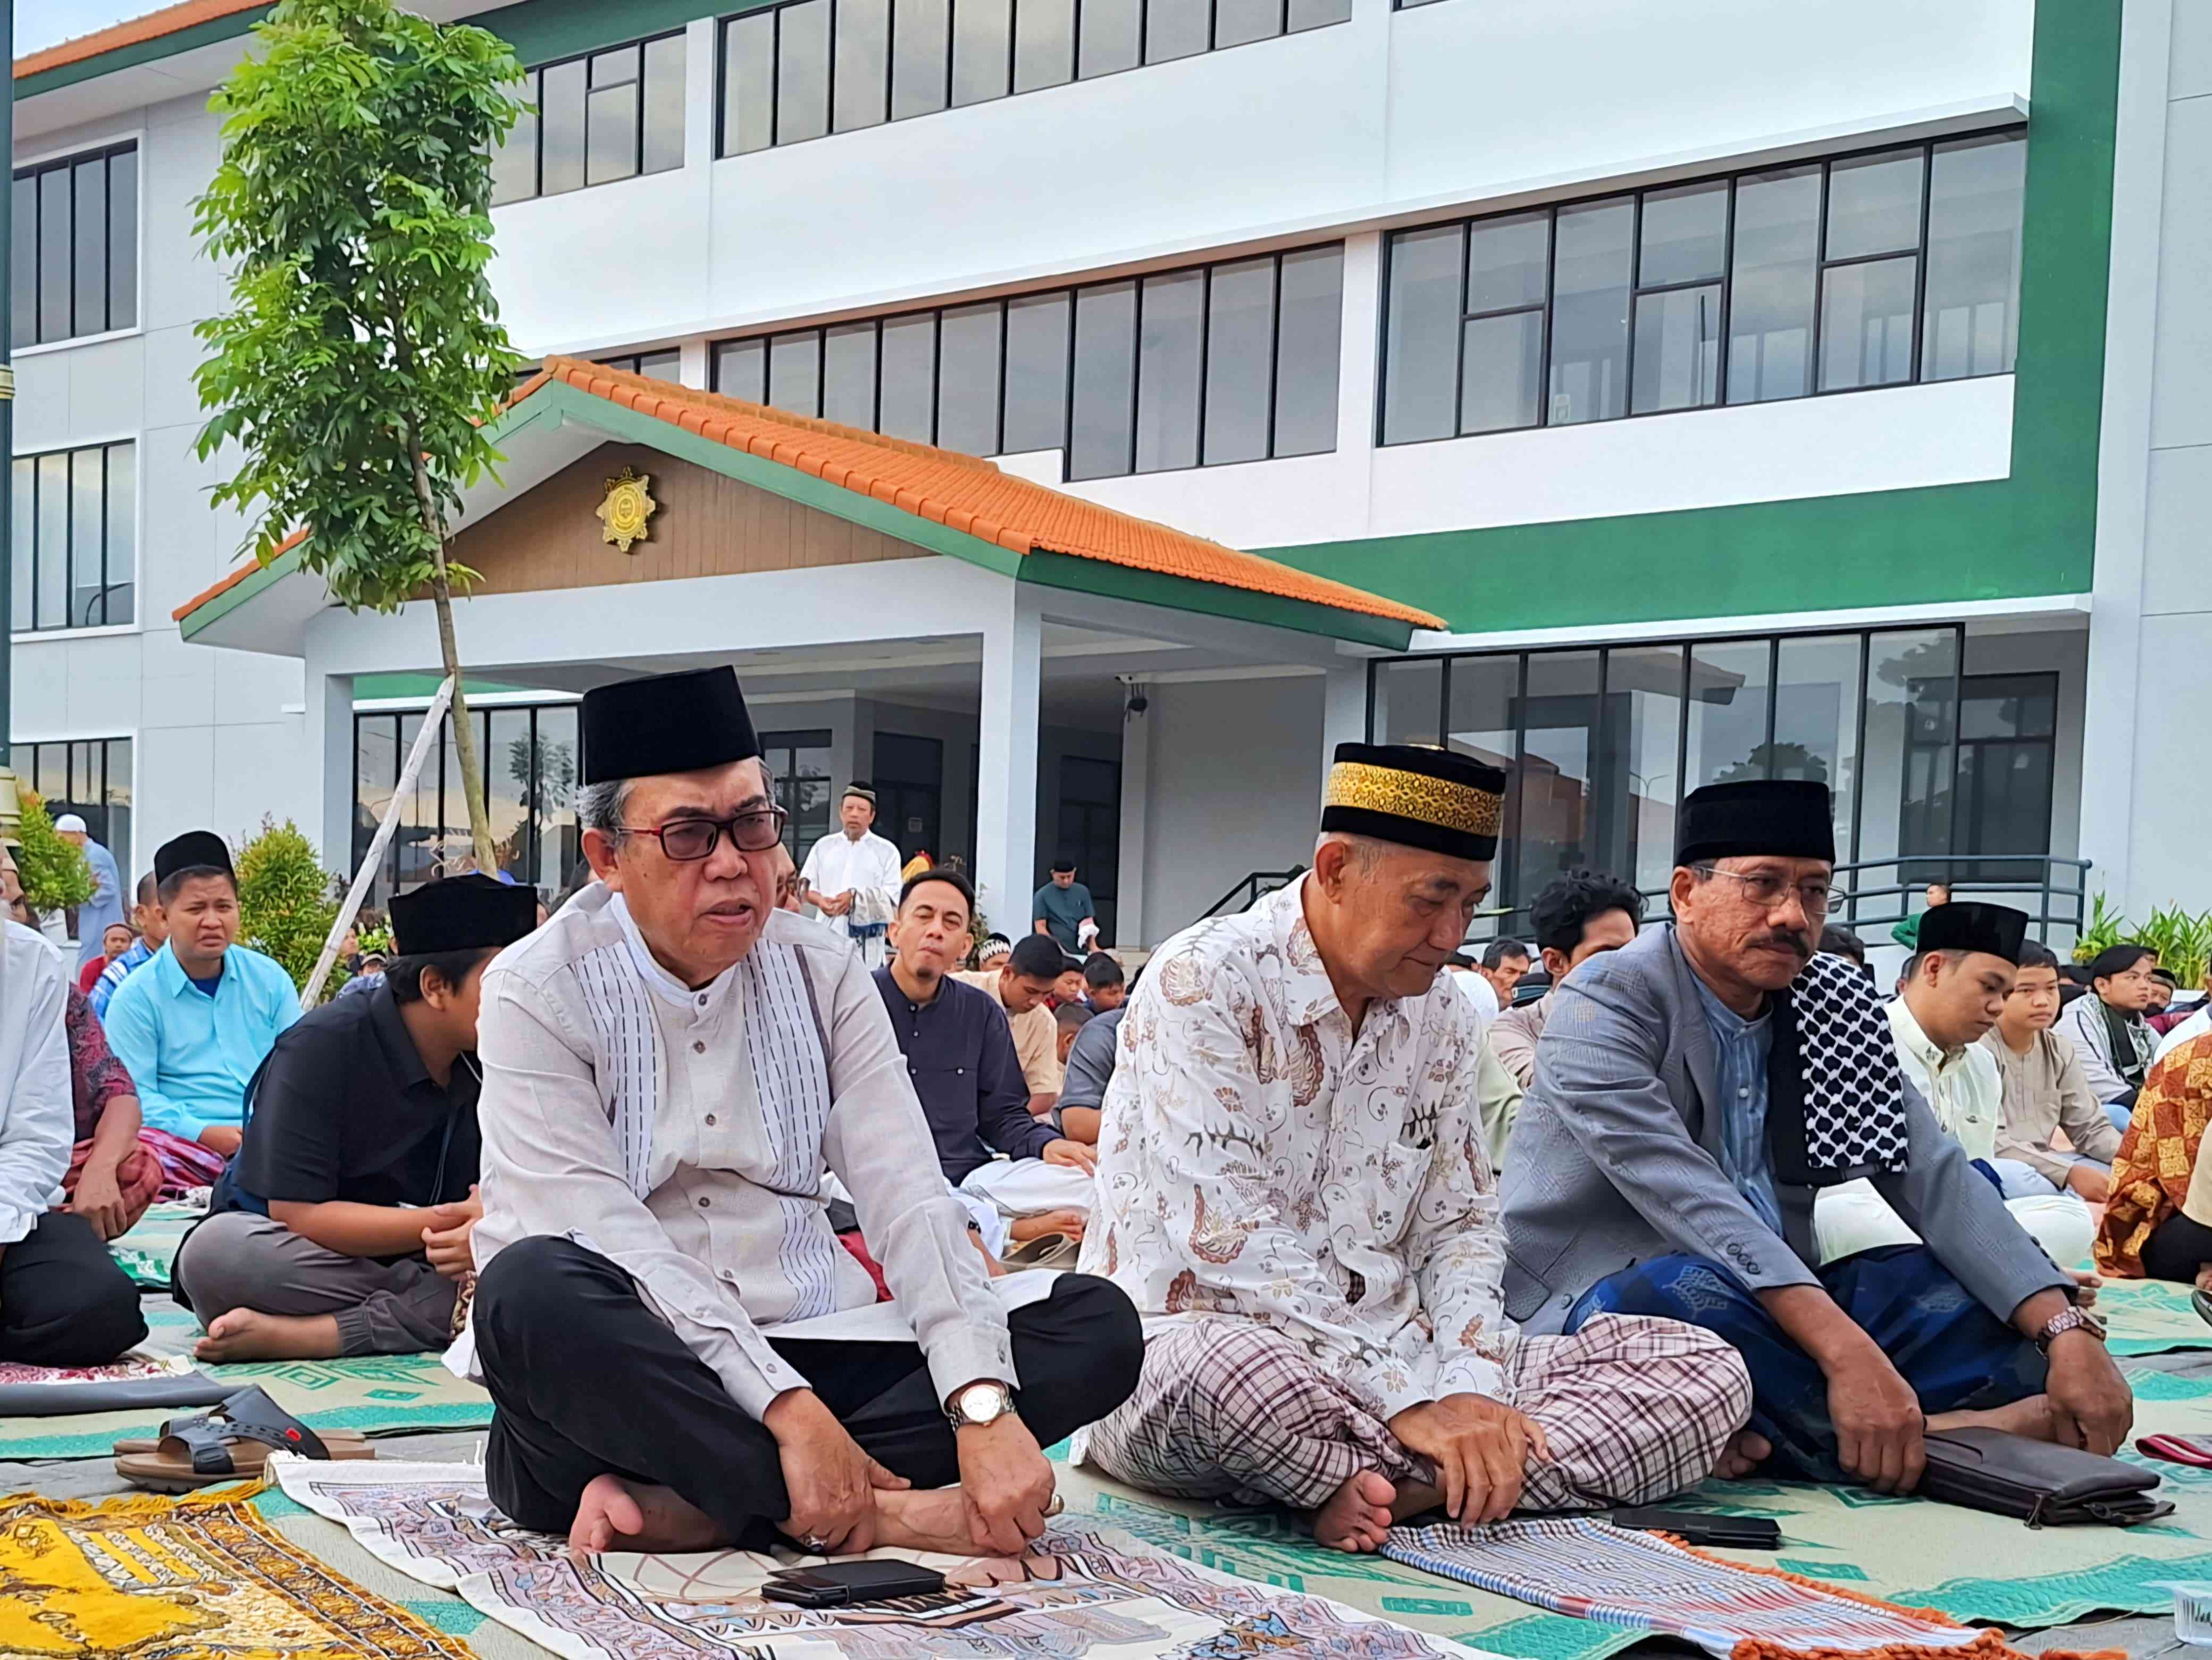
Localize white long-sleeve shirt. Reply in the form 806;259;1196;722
1079;877;1513;1422
0;921;73;1245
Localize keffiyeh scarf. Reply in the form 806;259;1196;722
1768;950;1911;1186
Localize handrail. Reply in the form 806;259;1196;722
1197;865;1305;922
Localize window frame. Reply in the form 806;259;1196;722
11;138;141;353
9;435;139;638
1375;127;2024;449
10;732;135;881
493;29;689;206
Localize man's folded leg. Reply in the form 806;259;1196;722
0;1211;147;1365
175;1211;456;1355
958;1160;1095;1221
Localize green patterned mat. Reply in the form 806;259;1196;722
2101;1276;2212;1357
111;1200;200;1290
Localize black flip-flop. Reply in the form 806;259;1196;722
113;1386;374;1492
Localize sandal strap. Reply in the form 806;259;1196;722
155;1386;332;1475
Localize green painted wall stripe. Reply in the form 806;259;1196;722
1258;1;2121;634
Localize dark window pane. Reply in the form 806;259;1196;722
12;176;37;348
1825;147;1924;260
1273;244;1341;457
725;14;775;154
1013;0;1075;90
954;0;1013;104
1637;178;1726;288
72;157;107;335
103;443;134;627
38;168;70;343
1202;256;1274;465
1288;0;1350;26
893;0;951;119
1460;310;1542;433
106;151;136;329
1773;633;1861;862
1594;645;1683;892
1548;196;1631;424
635;349;681;381
1145;0;1208;62
36;452;68;631
878;312;939;441
769;328;824;416
70;447;103;629
1726;165;1819;404
1521;651;1601;885
1923;132;2024;381
1467;210;1547;314
1070;280;1137;480
777;2;831;143
1134;269;1203;474
716;336;768;402
1375;659;1443;745
823;321;879;427
835;0;892;129
1078;0;1139;78
1214;0;1284;49
1819;254;1916;391
539;57;588;193
10;459;32;632
586;48;642;186
643;35;686;172
1631;283;1721;413
1685;640;1770;790
1002;291;1070;452
937;302;1003;454
1381;224;1463;444
492;77;539;203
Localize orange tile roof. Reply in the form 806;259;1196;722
521;357;1442;629
16;0;266;80
170;526;304;622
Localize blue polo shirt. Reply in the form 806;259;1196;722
101;941;300;1139
872;967;1052;1184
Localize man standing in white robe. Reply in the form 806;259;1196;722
799;785;904;969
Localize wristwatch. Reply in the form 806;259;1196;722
945;1380;1017;1430
2035;1305;2108;1354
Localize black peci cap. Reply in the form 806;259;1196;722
1675;780;1837;867
579;666;761;786
153;831;232;885
389;873;540;956
1917;899;2030;965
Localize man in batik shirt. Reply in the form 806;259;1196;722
1077;743;1752;1553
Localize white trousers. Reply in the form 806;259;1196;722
1814;1176;2095;1271
959;1158;1096;1220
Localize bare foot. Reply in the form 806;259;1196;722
1716;1429;1773;1479
194;1309;342;1363
1927;1395;2056;1442
874;1486;993;1555
568;1475;728;1558
1310;1471;1397;1553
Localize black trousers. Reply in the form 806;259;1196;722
2142;1212;2212;1284
2;1210;147;1365
472;1236;1143;1546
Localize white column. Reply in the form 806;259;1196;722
1318;661;1366;815
1115;689;1150;947
305;664;356;875
976;588;1042;938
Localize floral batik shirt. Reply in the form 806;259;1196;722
1077;876;1514;1416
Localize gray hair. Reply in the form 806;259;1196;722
577;779;632;846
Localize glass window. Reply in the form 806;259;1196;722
1375;658;1443;746
1146;0;1208;61
35;452;68;633
761;728;835;864
1135;269;1204;474
1631;284;1722;414
9;460;29;633
105;150;137;330
1070;280;1138;479
488;708;532;880
893;0;951;119
1638;179;1727;288
355;715;399;890
725;13;776;153
1520;651;1601;887
1078;0;1141;77
533;704;581;894
1819;255;1916;391
823;321;879;427
72;156;107;338
1214;0;1284;49
1289;0;1351;26
538;57;588;195
1826;147;1924;260
1548;197;1631;425
10;177;34;350
953;0;1013;104
103;442;134;627
1864;627;1959;891
776;2;833;145
1460;311;1543;435
1203;256;1275;466
69;446;104;630
769;328;824;416
937;302;1003;455
1467;210;1548;313
1774;633;1862;862
1447;653;1521;902
878;311;939;440
492;78;540;204
1012;0;1076;90
643;35;687;172
1923;133;2025;382
835;0;892;130
1003;292;1071;453
1382;224;1463;444
38;167;70;344
1685;640;1771;789
1596;645;1685;894
1272;245;1342;459
586;46;643;186
715;336;768;402
1726;165;1819;404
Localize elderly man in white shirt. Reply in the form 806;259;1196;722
1077;742;1749;1555
464;666;1141;1561
1815;903;2093;1269
798;785;904;967
0;919;147;1364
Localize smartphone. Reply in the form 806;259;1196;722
760;1561;950;1608
1611;1507;1781;1549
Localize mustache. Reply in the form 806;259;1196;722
1758;929;1814;959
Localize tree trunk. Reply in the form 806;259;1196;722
405;433;499;876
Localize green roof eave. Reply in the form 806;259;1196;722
16;5;273;99
177;539;304;641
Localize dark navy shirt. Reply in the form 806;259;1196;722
872;967;1053;1184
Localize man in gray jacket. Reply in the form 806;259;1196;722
1502;779;2132;1495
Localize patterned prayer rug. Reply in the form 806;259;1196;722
110;1200;202;1291
2101;1277;2212;1357
273;1457;1492;1659
0;1486;475;1659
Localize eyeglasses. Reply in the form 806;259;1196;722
1700;866;1839;918
623;808;789;862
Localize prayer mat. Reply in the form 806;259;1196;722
2100;1277;2212;1357
110;1199;203;1291
0;1484;475;1659
0;1354;232;1415
273;1456;1493;1660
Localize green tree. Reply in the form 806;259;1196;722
193;0;526;874
236;818;346;995
13;790;93;917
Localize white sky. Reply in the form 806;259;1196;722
18;2;153;57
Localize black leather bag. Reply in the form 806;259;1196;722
1919;1427;2172;1527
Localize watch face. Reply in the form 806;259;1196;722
957;1383;1008;1424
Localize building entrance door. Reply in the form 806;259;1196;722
873;733;944;864
1054;755;1120;945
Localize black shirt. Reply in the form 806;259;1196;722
871;967;1052;1184
232;982;481;1211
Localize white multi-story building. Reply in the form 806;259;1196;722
9;0;2202;950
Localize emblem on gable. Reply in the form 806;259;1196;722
597;469;658;553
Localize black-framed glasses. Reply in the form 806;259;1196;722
624;809;788;861
1700;867;1840;918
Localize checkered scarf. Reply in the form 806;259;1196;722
1767;951;1911;1186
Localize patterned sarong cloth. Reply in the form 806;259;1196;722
2096;1036;2212;1276
1083;1311;1750;1513
1380;1515;1989;1658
